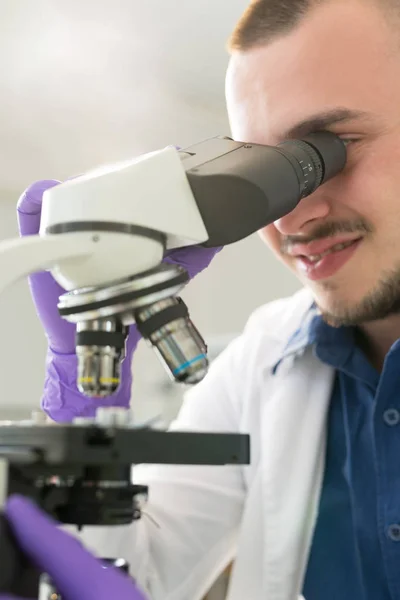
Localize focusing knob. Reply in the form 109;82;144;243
294;141;324;193
278;138;325;198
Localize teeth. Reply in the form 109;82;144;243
308;255;322;263
306;240;355;263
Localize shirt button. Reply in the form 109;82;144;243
383;409;400;426
388;524;400;541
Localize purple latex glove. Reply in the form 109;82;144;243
0;495;146;600
17;177;221;422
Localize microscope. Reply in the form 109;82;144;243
0;132;346;597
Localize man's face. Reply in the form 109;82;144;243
226;0;400;326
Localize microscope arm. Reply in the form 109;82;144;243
0;233;98;297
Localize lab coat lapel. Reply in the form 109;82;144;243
260;347;335;600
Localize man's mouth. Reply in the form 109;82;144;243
287;236;363;280
303;239;359;263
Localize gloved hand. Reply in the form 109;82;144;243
0;495;147;600
17;177;221;422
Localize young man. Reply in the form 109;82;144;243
7;1;400;599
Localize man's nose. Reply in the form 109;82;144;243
274;192;331;235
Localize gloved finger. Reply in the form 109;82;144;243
5;496;143;600
5;496;84;573
17;180;60;236
16;179;77;353
27;272;75;354
164;245;222;279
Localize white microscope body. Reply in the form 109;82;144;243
2;146;207;297
1;147;211;394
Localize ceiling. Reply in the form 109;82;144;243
0;0;249;193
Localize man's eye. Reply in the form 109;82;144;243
339;137;359;146
342;139;353;147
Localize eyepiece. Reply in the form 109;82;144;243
302;131;347;184
277;131;346;200
184;131;347;248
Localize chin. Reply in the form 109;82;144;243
308;281;372;327
310;274;400;327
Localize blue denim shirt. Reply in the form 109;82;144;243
277;307;400;600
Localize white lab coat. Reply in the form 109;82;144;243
81;288;336;600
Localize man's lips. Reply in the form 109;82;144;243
287;236;363;281
287;234;363;258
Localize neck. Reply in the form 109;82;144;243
357;314;400;371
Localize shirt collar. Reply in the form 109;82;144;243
272;303;354;374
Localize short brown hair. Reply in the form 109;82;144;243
227;0;397;52
227;0;316;52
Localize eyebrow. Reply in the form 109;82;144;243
281;108;373;140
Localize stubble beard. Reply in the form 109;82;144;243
317;264;400;327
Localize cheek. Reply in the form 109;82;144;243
341;137;400;226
